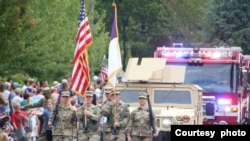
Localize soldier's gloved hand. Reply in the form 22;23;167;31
112;99;119;105
153;131;159;137
113;122;120;128
127;136;132;141
84;109;90;116
48;124;54;129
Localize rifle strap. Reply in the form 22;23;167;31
118;103;129;122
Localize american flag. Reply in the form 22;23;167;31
71;0;92;96
101;65;108;83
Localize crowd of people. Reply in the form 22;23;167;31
0;75;159;141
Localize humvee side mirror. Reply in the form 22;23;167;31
205;103;215;116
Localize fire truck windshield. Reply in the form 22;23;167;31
168;63;237;93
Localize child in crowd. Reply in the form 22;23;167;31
4;117;15;141
43;100;54;141
11;102;28;131
32;99;54;141
0;116;10;141
27;108;39;141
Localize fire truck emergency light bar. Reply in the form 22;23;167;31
155;44;242;61
159;48;234;59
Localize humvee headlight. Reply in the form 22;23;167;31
162;119;171;127
182;115;190;122
176;115;190;122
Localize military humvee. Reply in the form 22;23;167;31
116;58;203;141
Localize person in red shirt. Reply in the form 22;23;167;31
11;102;28;131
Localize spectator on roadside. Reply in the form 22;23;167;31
8;82;20;116
11;88;23;113
0;82;8;120
27;108;39;141
51;86;59;100
22;79;30;92
0;105;7;120
3;116;15;141
20;93;32;106
39;80;49;89
11;102;28;131
0;116;9;141
3;82;11;115
33;99;54;141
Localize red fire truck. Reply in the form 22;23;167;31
242;55;250;124
154;43;247;125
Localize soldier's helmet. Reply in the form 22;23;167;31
111;90;121;95
138;92;148;99
42;87;51;94
61;91;70;97
103;86;113;94
85;91;94;97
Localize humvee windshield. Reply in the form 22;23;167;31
120;89;146;103
119;89;191;104
154;90;191;104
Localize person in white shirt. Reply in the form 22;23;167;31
3;82;11;115
11;88;23;112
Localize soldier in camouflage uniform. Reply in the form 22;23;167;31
126;92;158;141
48;91;77;141
102;86;113;105
22;87;57;110
100;86;113;141
22;87;57;141
101;90;130;141
77;91;101;141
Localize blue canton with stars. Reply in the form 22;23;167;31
78;0;86;27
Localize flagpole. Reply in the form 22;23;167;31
108;1;122;133
113;1;117;129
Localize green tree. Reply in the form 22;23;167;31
205;0;250;53
96;0;207;66
0;0;109;82
0;0;32;75
0;0;210;82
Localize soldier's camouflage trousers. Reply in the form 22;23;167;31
103;132;126;141
52;135;75;141
78;132;100;141
131;136;152;141
103;132;111;141
37;132;46;141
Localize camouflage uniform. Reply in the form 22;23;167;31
48;91;77;141
101;100;112;141
23;87;57;141
76;91;101;141
126;92;158;141
100;86;113;141
22;87;57;110
101;92;130;141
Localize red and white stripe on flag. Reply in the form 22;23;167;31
71;0;92;96
101;66;108;82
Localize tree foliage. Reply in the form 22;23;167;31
2;0;249;83
205;0;250;53
0;0;109;82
